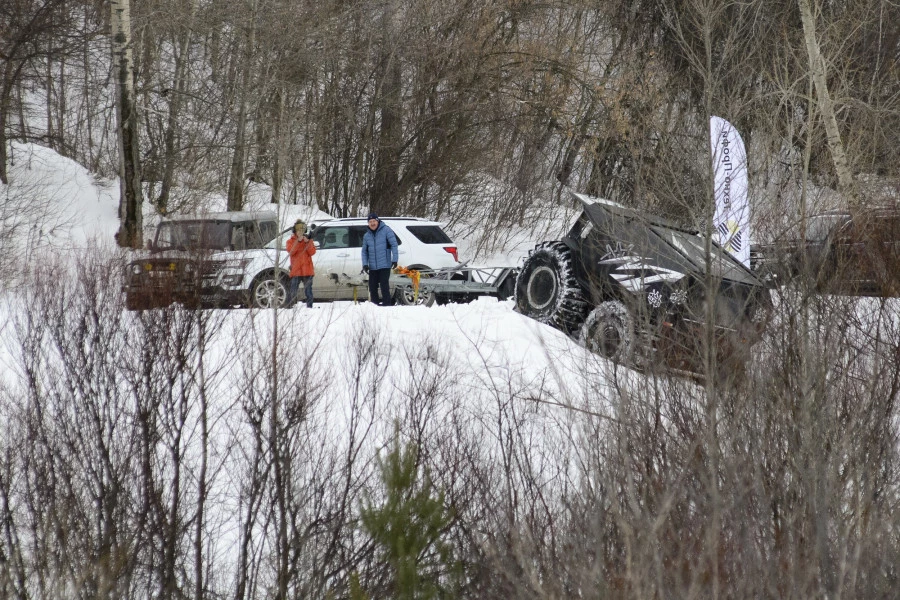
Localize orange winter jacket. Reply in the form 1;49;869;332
286;235;316;277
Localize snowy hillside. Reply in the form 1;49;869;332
4;144;900;600
0;144;657;597
0;140;624;383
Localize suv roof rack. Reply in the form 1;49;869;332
164;210;277;223
328;216;430;222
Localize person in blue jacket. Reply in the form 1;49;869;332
361;212;399;306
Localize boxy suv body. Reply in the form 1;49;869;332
124;211;279;310
751;208;900;296
515;193;771;377
124;213;459;309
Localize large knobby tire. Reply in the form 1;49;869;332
580;301;635;363
515;241;588;333
251;272;288;309
393;265;436;307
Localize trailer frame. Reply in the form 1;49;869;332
410;263;517;300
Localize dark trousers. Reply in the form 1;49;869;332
288;276;314;308
368;268;392;306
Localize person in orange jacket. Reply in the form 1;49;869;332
286;219;316;308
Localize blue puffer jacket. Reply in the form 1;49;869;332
361;221;399;270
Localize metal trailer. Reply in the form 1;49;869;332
331;263;518;305
409;263;518;304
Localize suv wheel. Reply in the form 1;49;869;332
515;241;588;332
251;272;288;308
580;301;635;363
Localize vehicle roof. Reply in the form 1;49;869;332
571;192;698;234
162;210;278;223
571;191;761;285
317;216;444;226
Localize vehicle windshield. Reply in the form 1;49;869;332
155;221;232;251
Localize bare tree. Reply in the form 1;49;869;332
0;0;72;183
797;0;855;202
111;0;143;247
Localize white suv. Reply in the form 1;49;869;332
243;217;460;308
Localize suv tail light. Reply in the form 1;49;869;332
443;246;458;262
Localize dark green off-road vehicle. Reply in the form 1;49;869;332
515;192;772;377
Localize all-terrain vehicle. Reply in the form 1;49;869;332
515;192;772;376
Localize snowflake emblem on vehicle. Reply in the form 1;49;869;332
647;289;663;308
669;289;687;305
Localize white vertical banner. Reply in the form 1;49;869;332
710;115;750;267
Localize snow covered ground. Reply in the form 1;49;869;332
0;139;639;424
0;143;650;588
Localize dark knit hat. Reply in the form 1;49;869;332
366;212;379;221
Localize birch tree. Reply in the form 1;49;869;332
226;0;258;212
111;0;143;247
797;0;856;203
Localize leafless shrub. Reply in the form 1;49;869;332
0;245;228;599
2;241;899;600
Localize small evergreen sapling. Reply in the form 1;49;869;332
356;434;460;600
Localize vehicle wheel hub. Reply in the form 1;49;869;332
598;323;623;357
255;279;286;308
527;266;558;310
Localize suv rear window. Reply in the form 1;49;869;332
406;225;452;244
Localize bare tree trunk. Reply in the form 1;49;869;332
0;59;23;185
797;0;855;203
0;95;10;185
370;2;401;216
0;460;27;600
111;0;143;248
227;0;257;212
194;348;210;600
270;87;286;204
45;55;54;151
158;14;195;215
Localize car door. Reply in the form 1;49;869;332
310;225;354;299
